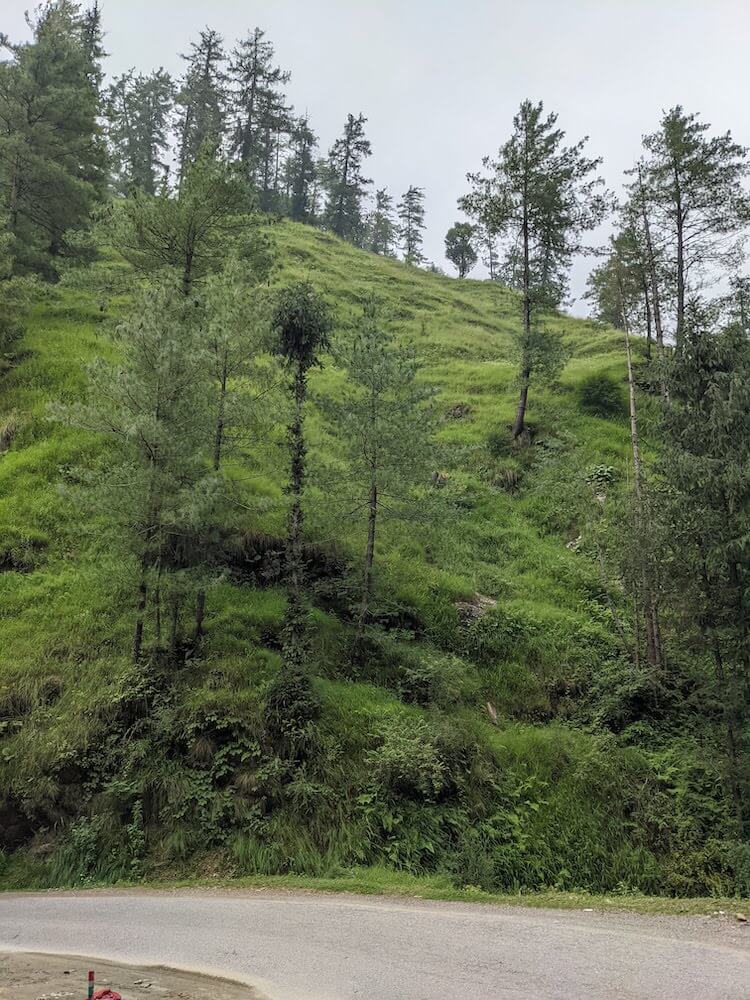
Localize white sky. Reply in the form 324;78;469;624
4;0;750;312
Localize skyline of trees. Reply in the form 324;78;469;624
1;5;748;301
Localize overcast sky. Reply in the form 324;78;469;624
5;0;750;311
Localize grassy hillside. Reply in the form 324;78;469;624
0;221;738;897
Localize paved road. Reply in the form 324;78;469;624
1;890;749;999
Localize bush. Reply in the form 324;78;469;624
264;666;321;761
578;373;625;418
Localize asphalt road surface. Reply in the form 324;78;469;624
1;889;749;999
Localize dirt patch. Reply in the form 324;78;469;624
0;953;260;1000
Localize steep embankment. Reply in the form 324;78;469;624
0;222;709;896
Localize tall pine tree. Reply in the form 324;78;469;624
368;188;396;256
642;107;748;345
286;115;318;223
228;29;290;184
0;1;107;275
325;113;372;244
397;186;426;265
176;28;227;187
106;69;175;195
461;99;607;438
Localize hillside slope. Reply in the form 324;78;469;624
0;222;729;896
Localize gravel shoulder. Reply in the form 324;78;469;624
0;951;259;1000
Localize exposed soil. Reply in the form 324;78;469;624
0;953;259;1000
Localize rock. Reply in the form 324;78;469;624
446;402;472;419
735;912;747;923
456;592;497;625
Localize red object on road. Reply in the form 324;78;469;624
92;991;122;1000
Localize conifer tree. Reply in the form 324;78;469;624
659;303;750;830
286;116;318;223
175;28;227;187
325;299;435;656
228;28;291;189
642;107;749;345
106;69;175;195
445;222;477;277
57;281;216;664
586;226;648;337
0;1;107;275
190;258;274;643
325;113;372;243
201;257;272;472
461;99;607;438
265;284;331;754
625;162;668;351
308;157;329;223
108;151;262;297
80;0;105;92
368;188;397;256
397;186;426;266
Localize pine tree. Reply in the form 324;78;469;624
108;152;263;297
175;28;227;187
80;1;105;92
106;69;175;195
265;284;331;756
444;222;477;277
286;116;318;223
397;186;426;265
56;281;217;664
659;302;750;830
461;99;607;438
368;188;397;256
0;1;107;275
642;107;749;345
625;162;668;351
586;226;648;337
475;221;500;280
325;113;372;243
228;29;291;189
324;299;435;656
201;257;273;472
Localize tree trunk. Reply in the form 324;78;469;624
132;560;148;662
283;364;308;666
512;371;530;440
182;244;194;298
673;158;685;347
512;169;532;442
700;609;745;833
355;475;378;652
178;106;193;192
637;166;665;350
169;594;180;664
241;39;258;167
334;137;351;237
193;589;206;645
621;265;663;671
213;349;228;471
7;156;19;234
642;275;653;360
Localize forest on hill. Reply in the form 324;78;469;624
0;2;749;899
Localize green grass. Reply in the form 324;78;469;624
5;866;747;918
0;220;741;900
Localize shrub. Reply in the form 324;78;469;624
263;666;321;761
578;373;625;418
